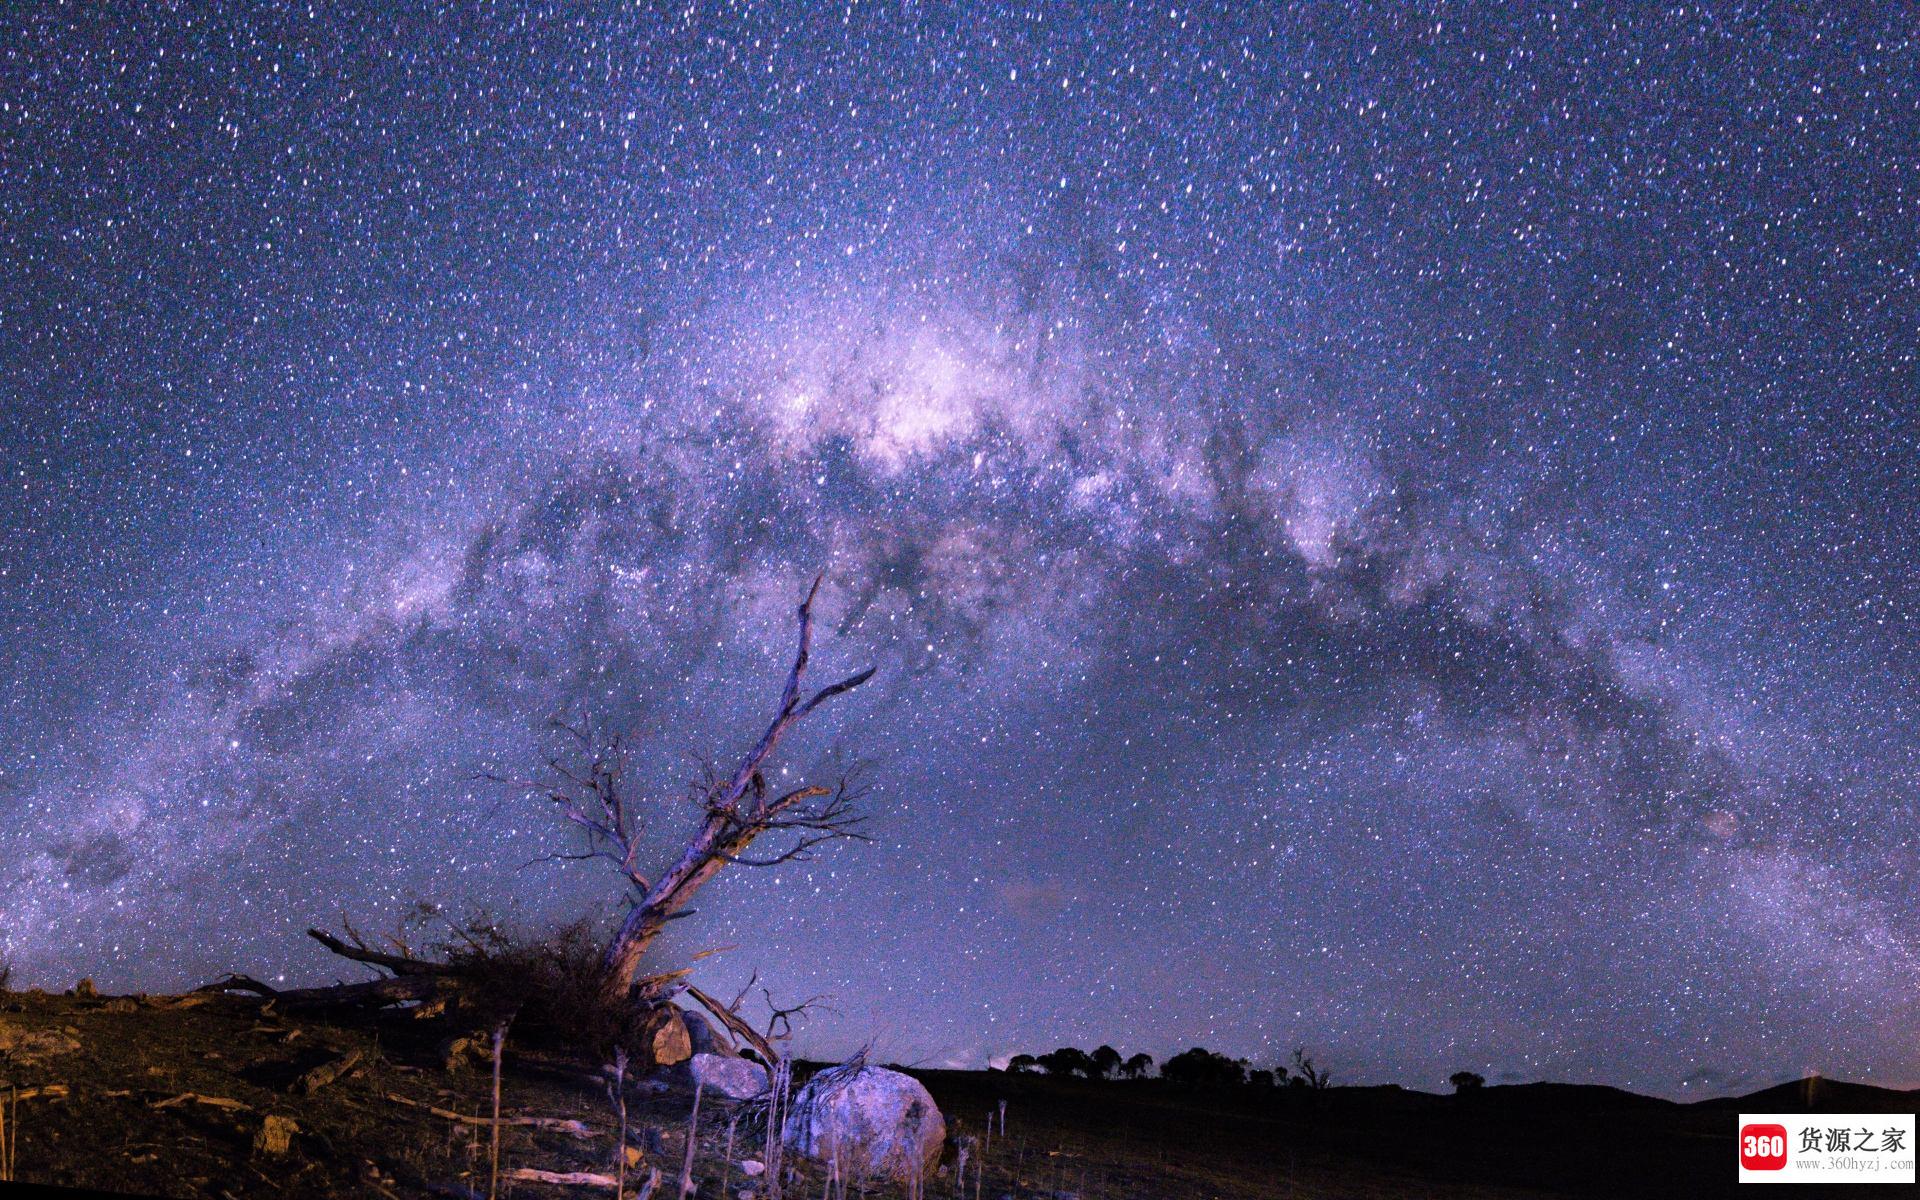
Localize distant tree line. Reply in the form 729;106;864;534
1003;1044;1332;1091
1005;1045;1150;1080
1001;1044;1495;1098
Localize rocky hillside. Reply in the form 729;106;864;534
0;983;790;1199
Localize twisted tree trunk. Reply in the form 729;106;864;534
597;575;873;1002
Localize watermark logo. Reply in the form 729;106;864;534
1739;1113;1915;1184
1739;1123;1788;1171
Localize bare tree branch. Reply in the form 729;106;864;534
596;575;875;1000
683;983;778;1066
306;928;448;977
762;989;833;1042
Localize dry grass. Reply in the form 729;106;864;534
1;1083;17;1182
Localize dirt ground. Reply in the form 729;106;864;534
0;986;1899;1199
1;985;765;1200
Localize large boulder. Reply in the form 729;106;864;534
679;1008;724;1056
690;1052;767;1101
638;1004;692;1068
781;1058;944;1187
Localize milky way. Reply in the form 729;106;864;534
3;5;1917;1097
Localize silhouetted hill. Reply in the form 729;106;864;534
919;1067;1911;1197
1464;1080;1677;1111
1695;1075;1920;1113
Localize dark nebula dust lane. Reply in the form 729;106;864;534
2;4;1916;1097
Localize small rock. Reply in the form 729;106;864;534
253;1114;299;1156
628;1126;668;1156
439;1035;483;1072
102;997;138;1013
739;1159;765;1177
691;1053;768;1101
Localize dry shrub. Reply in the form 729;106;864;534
434;914;654;1058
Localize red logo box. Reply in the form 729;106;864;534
1740;1123;1789;1171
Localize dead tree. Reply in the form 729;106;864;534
493;573;873;1004
205;575;874;1038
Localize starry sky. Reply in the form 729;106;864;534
2;3;1917;1098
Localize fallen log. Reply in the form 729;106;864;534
151;1092;251;1112
196;922;465;1013
382;1091;598;1139
198;971;447;1011
294;1050;363;1095
507;1166;661;1194
505;1169;620;1188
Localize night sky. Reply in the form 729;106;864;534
3;4;1917;1098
